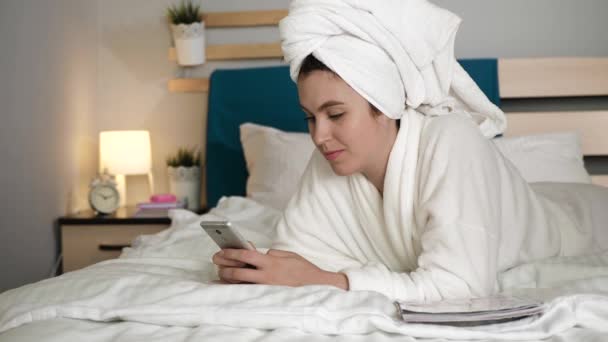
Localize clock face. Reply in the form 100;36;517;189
89;185;120;214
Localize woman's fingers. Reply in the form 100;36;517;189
216;250;336;288
219;266;263;284
217;266;244;283
212;251;247;268
221;248;269;268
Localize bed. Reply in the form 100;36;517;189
1;59;608;341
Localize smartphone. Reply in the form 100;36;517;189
200;220;254;251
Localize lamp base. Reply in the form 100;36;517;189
115;174;127;207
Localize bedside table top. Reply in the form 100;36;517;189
59;206;210;225
58;206;172;225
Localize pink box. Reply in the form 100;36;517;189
150;194;177;203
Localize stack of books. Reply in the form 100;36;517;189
134;201;186;217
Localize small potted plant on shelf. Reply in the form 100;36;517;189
167;147;201;210
167;0;205;66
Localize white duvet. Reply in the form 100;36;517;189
1;197;608;341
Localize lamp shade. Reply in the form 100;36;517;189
99;130;151;175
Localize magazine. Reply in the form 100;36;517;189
136;201;186;209
396;295;544;325
134;201;186;217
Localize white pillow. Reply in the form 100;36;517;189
493;132;591;184
240;123;591;210
240;123;315;210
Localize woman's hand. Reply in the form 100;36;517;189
211;248;349;290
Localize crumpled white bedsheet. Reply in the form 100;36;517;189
1;197;607;341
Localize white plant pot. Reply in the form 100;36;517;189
171;21;206;66
168;166;200;210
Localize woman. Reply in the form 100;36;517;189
212;0;598;301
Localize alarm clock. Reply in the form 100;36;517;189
89;173;120;214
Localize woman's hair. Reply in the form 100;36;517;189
299;54;335;77
298;54;399;128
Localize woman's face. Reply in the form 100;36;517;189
297;70;397;176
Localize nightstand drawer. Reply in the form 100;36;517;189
62;224;167;272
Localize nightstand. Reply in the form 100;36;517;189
58;206;171;272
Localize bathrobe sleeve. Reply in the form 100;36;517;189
343;116;512;301
272;151;369;273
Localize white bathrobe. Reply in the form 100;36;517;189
272;111;596;302
275;0;598;302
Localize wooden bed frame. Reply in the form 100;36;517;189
179;10;608;204
499;57;608;187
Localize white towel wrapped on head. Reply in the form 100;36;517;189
279;0;506;138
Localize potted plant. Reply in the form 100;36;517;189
167;147;201;210
167;0;206;66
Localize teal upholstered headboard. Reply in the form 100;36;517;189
205;59;500;208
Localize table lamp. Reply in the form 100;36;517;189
99;130;152;207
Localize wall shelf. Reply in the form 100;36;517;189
168;78;209;93
168;9;286;93
203;10;287;27
168;42;282;62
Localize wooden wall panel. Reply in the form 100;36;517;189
505;111;608;156
499;58;608;98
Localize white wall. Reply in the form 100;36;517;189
95;0;207;206
0;0;98;291
436;0;608;58
1;0;607;291
97;0;608;207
